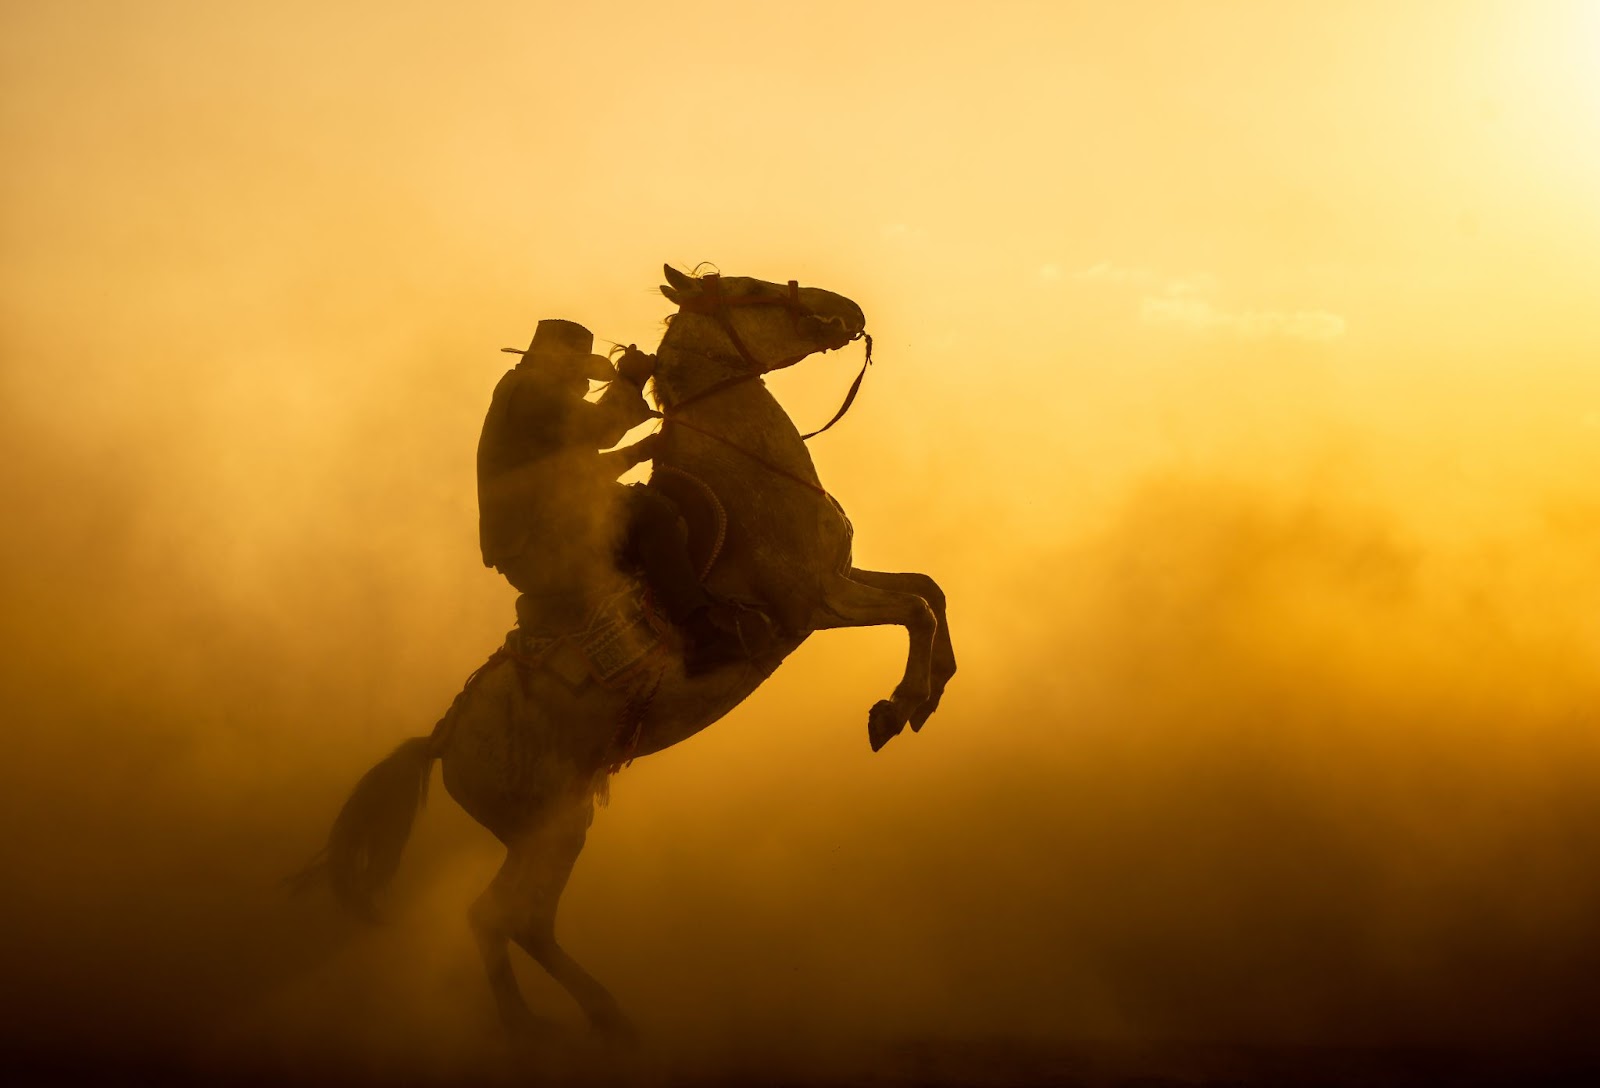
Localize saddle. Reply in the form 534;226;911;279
496;467;776;693
506;588;668;691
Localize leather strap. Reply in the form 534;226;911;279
798;333;871;440
661;415;830;497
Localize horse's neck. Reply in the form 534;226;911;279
652;319;747;407
655;330;820;483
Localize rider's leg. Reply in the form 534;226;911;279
618;485;709;623
619;485;747;674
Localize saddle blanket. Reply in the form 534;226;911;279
506;590;668;689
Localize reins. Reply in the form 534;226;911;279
798;332;871;441
659;274;873;492
665;335;871;434
661;414;830;496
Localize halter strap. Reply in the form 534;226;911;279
655;275;872;492
665;273;872;435
681;274;802;312
676;274;804;372
668;369;763;413
663;334;871;438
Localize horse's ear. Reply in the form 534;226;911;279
660;284;683;304
663;264;695;292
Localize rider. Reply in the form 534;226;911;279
477;318;746;676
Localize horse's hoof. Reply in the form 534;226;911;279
868;700;906;751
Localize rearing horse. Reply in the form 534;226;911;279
306;265;956;1040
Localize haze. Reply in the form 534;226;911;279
4;1;1600;1082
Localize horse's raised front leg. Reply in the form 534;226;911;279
844;568;955;732
813;573;938;751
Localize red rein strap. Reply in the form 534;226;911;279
662;332;870;463
661;414;830;496
669;370;761;413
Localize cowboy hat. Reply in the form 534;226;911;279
501;319;615;381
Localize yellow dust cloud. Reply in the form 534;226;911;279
3;1;1600;1078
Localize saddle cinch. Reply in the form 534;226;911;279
500;470;743;691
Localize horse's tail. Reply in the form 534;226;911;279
290;716;450;920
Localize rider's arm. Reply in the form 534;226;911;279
577;349;659;449
595;433;659;479
585;376;654;445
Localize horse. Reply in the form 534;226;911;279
304;265;957;1042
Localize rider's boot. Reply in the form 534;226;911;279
624;485;756;674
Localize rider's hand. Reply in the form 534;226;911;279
616;345;656;386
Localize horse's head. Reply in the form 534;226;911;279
659;264;866;374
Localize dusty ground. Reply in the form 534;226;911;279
7;1038;1600;1088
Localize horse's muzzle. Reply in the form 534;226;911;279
803;313;860;350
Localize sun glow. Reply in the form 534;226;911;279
7;0;1600;1076
1483;3;1600;193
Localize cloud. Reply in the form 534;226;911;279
1080;262;1345;342
1160;273;1218;297
1076;261;1157;287
1140;294;1347;342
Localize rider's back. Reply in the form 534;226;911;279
477;365;647;606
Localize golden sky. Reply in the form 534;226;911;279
4;1;1600;1078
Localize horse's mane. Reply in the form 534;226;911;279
659;264;709;329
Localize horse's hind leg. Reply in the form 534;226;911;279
497;794;634;1043
846;568;956;732
469;855;552;1039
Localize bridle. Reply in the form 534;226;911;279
674;273;808;375
665;273;873;442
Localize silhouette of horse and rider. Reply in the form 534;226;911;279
301;265;955;1042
